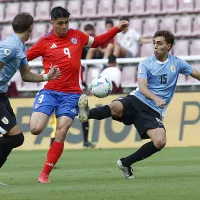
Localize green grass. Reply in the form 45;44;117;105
0;147;200;200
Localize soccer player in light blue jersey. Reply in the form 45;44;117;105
0;12;60;176
80;30;200;179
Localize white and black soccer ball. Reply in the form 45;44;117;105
90;76;113;98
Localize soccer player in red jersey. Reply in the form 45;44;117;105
26;6;128;183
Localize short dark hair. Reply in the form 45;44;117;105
153;30;175;47
51;6;71;20
108;55;116;64
12;12;34;33
120;16;129;22
105;19;114;26
84;24;94;31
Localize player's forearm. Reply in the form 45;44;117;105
91;27;119;48
22;71;45;82
139;86;158;101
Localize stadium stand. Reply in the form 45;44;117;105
0;0;199;93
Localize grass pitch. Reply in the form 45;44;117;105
0;147;200;200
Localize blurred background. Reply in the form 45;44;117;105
1;0;200;149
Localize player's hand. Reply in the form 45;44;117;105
154;96;166;108
117;20;129;31
47;66;60;80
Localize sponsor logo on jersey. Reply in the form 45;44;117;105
4;49;11;56
71;38;78;44
1;117;9;124
50;43;57;49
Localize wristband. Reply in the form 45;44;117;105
43;74;49;81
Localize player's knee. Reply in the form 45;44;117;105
109;101;123;118
153;131;167;150
11;132;24;148
30;124;43;135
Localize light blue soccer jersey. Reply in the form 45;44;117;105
0;34;28;92
131;54;193;117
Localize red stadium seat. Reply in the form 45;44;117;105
35;1;51;21
67;0;82;19
9;71;23;90
1;25;13;39
129;0;145;15
113;0;129;16
146;0;161;14
173;40;189;56
194;0;200;12
177;0;194;12
5;2;20;22
20;2;35;17
140;43;154;57
97;0;113;17
176;16;192;37
177;74;187;85
82;0;97;18
190;40;200;55
143;18;158;37
28;23;47;44
95;20;106;35
121;66;137;88
186;63;200;84
69;21;79;30
129;18;143;35
51;1;66;9
162;0;177;13
192;16;200;36
159;17;176;33
0;3;5;22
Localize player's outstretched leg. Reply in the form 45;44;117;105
78;94;89;122
116;129;166;179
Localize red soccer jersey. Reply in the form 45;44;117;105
27;29;89;94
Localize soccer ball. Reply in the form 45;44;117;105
90;76;113;98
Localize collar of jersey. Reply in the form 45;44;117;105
156;58;169;64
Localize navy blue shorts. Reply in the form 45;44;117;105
33;89;81;120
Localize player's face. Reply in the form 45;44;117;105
153;36;171;61
52;18;69;37
105;23;113;31
85;29;95;36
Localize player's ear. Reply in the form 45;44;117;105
50;21;53;25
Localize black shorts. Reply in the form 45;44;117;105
0;93;17;135
113;95;165;139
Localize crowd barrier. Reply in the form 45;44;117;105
10;93;200;150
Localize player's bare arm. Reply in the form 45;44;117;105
20;65;60;82
138;78;166;108
190;68;200;81
0;61;5;70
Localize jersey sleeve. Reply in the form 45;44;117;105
178;58;193;75
26;38;44;61
132;29;141;41
19;57;28;68
76;30;90;47
137;61;149;79
0;40;18;64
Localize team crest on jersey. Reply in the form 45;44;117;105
4;49;11;56
71;38;78;44
170;65;176;73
